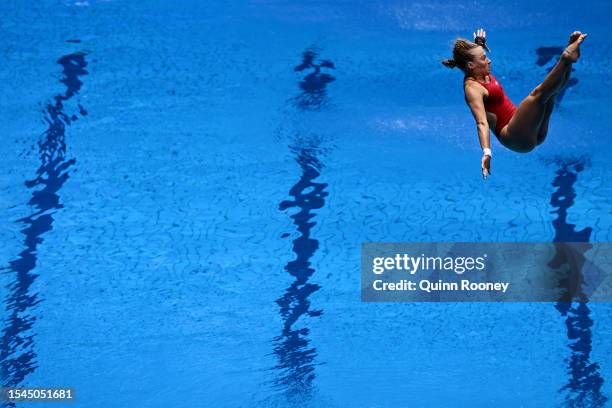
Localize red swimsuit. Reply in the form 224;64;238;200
476;74;516;136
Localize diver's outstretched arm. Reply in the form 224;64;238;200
465;82;492;179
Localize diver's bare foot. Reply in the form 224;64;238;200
568;31;581;45
562;32;587;63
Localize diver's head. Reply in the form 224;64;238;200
442;38;491;76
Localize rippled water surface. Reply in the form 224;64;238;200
1;1;611;407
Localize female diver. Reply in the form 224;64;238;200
443;29;587;179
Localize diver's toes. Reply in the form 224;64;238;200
569;31;581;44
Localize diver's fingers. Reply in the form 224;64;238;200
481;155;492;180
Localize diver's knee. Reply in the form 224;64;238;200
529;86;547;103
529;86;542;98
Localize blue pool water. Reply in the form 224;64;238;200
1;1;612;407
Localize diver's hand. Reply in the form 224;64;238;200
473;28;490;52
481;154;492;180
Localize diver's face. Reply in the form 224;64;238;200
468;48;491;75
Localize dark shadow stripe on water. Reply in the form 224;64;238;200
548;156;607;408
271;48;334;402
0;51;88;391
274;146;328;398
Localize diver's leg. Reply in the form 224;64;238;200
502;72;568;153
500;95;549;152
535;32;584;97
536;35;580;144
536;97;556;145
501;32;586;152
